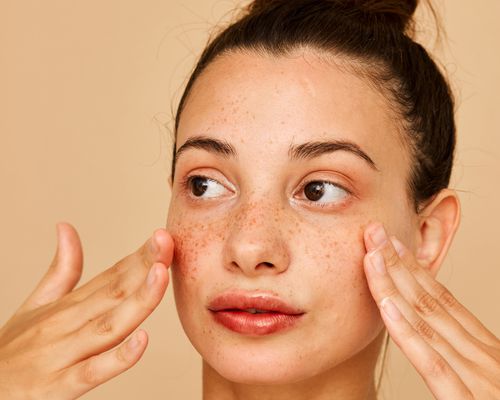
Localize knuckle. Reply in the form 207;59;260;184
106;278;127;301
406;261;420;274
116;343;130;364
93;314;114;336
97;266;120;287
80;359;100;385
105;255;130;278
426;355;449;378
109;260;125;277
383;248;400;269
414;318;435;341
415;292;440;316
382;286;399;300
436;286;458;310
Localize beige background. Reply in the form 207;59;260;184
1;1;499;399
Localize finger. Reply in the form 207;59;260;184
390;235;500;348
366;227;489;366
363;243;479;387
55;242;173;335
59;262;168;367
67;228;173;303
56;329;148;399
17;222;83;313
27;230;174;343
377;296;473;399
363;225;473;397
364;222;498;347
365;234;489;384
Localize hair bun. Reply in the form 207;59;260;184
247;0;419;35
356;0;418;33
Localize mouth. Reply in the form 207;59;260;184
207;291;305;336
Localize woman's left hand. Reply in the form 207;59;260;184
363;222;500;400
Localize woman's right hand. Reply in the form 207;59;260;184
0;222;174;399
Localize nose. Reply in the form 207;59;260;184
223;201;290;277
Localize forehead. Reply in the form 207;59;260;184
176;48;406;168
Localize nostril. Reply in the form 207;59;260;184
260;262;274;268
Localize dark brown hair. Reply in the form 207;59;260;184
171;0;455;213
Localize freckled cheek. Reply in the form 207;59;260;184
305;235;383;342
309;229;374;305
167;216;227;285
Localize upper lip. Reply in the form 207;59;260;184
207;290;305;315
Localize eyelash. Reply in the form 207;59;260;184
179;174;231;201
179;174;353;208
296;179;352;208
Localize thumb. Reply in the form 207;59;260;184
17;222;83;313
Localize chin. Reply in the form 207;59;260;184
203;345;324;385
192;316;387;388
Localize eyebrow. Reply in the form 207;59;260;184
288;140;378;170
173;135;378;171
174;135;237;167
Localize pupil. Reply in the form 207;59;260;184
304;181;325;201
190;177;208;197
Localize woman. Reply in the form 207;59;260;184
0;0;498;399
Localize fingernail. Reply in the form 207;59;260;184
390;236;405;257
369;250;386;275
127;332;141;351
380;297;402;321
147;265;158;287
369;224;388;247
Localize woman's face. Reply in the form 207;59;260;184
167;49;418;384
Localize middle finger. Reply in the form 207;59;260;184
58;262;169;368
373;236;485;364
364;239;477;384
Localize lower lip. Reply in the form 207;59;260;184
210;310;303;335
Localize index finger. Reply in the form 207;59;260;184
67;229;174;303
364;222;498;347
389;236;499;348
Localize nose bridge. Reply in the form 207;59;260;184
224;198;290;276
235;199;280;230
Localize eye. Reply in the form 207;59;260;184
300;180;349;204
186;175;228;199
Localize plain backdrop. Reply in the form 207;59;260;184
1;1;499;399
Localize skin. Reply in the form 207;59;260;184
0;47;498;400
166;48;435;399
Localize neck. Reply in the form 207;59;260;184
202;330;385;400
